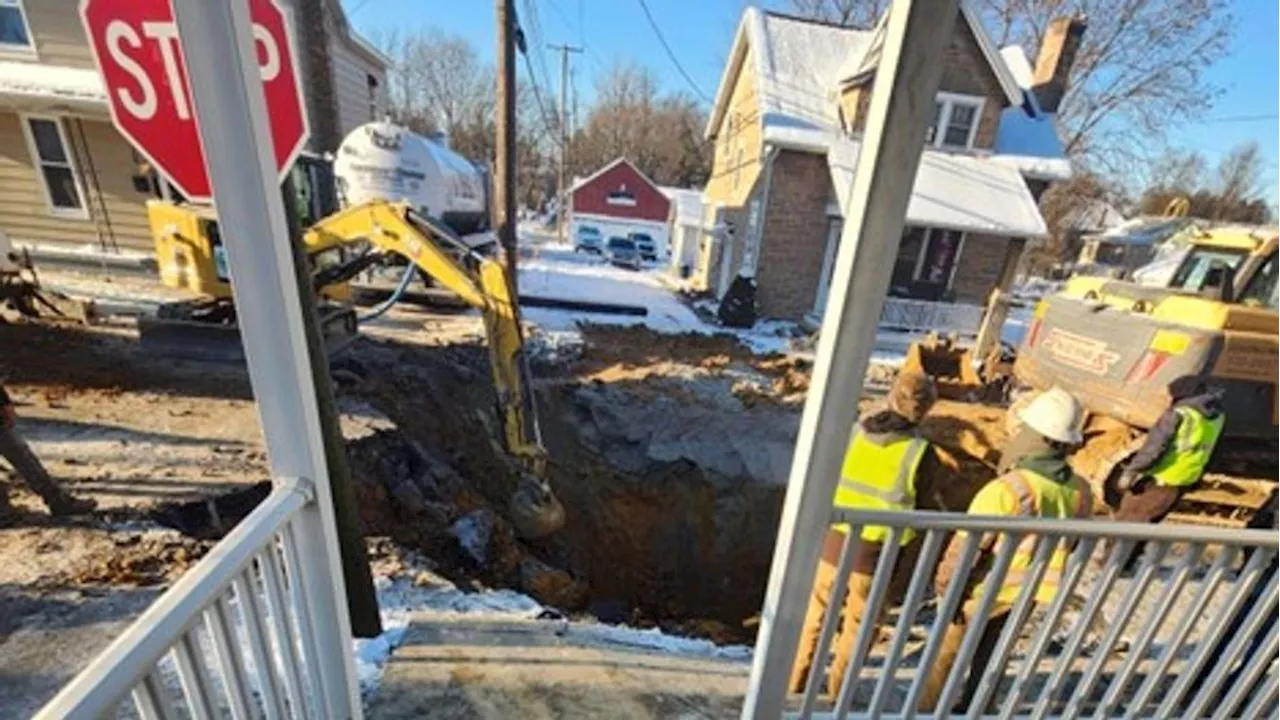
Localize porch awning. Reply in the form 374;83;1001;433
0;61;108;115
765;125;1049;239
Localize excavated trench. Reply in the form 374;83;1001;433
331;335;998;643
147;332;997;644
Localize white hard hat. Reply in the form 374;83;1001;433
1017;387;1084;444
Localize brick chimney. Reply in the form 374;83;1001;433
1032;16;1087;114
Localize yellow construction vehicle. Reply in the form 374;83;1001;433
1013;226;1277;522
148;196;564;538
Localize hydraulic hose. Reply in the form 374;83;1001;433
357;263;416;322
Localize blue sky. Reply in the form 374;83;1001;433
344;0;1279;203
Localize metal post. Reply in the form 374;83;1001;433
496;0;519;295
171;0;362;716
737;1;958;716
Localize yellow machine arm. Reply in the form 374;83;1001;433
305;200;551;487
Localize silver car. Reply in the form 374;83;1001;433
605;236;641;271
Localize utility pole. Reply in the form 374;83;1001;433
547;42;582;242
496;0;518;294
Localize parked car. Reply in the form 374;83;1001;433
575;225;602;253
630;232;657;262
605;236;641;270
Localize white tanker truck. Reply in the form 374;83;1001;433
333;121;489;235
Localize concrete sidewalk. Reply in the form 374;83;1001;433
366;616;751;719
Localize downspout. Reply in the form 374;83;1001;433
742;145;780;280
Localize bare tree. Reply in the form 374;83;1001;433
571;63;711;187
790;0;1234;177
1136;142;1272;223
788;0;885;27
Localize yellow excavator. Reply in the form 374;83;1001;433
147;188;565;538
1013;225;1278;523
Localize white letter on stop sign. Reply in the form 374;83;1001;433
105;19;282;123
253;24;281;82
105;20;157;120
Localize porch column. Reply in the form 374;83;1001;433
739;0;958;716
974;236;1027;359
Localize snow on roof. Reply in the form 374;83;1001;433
999;46;1035;91
799;130;1047;238
706;9;872;137
0;62;106;112
756;13;872;132
659;186;705;225
993;109;1071;181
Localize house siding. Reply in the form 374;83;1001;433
949;232;1009;304
754;151;833;319
0;113;152;250
838;17;1005;149
20;0;94;69
331;38;386;138
704;45;763;212
937;20;1005;150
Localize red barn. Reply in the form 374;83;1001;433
568;158;672;259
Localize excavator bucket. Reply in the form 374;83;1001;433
902;332;983;400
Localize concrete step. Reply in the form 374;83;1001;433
366;615;750;719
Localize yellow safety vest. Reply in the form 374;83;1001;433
1148;406;1225;488
968;469;1092;605
832;425;928;545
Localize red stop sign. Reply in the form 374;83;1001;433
80;0;309;200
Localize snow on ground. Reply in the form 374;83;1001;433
354;566;753;698
518;244;797;355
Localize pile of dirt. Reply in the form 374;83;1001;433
70;531;211;587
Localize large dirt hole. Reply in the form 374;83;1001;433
332;332;998;644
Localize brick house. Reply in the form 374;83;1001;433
0;0;386;254
696;5;1084;324
568;157;672;257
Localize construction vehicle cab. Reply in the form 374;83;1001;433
1014;228;1279;440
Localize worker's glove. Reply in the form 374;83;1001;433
1116;470;1139;493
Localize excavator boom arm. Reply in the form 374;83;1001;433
305;201;546;473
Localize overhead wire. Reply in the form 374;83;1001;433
635;0;712;103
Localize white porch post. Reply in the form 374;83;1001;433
739;0;959;717
171;0;362;716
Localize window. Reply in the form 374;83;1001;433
1170;247;1248;291
1238;253;1278;310
606;186;636;207
927;93;984;150
366;74;379;121
22;116;86;217
0;0;32;53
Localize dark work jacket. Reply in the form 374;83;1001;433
1126;391;1224;475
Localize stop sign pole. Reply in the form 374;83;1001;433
164;0;370;711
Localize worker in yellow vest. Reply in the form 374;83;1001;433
920;387;1093;714
788;371;950;696
1114;375;1225;525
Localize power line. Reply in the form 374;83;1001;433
1194;114;1280;125
635;0;711;103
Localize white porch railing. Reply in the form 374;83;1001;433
35;477;359;720
878;297;985;338
750;507;1279;719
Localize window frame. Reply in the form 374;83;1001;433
0;0;35;58
20;114;89;220
929;92;985;150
